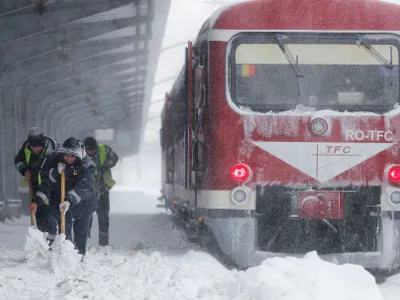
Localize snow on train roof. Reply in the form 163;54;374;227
236;104;400;117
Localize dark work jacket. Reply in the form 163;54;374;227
14;136;59;193
40;152;97;218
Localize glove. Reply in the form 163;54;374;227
24;170;31;182
59;201;70;215
57;162;66;174
30;202;38;214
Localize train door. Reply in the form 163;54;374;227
192;47;208;205
161;92;175;201
185;41;195;206
186;41;208;207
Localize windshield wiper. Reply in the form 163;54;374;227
276;34;303;97
276;34;303;77
356;35;393;69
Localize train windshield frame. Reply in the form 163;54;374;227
228;32;400;112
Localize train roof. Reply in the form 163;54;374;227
195;0;400;43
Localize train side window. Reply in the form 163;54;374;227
167;147;174;183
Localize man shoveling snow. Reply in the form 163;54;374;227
39;136;97;256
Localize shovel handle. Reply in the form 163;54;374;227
28;180;37;227
60;169;65;234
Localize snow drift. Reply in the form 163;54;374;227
0;222;386;300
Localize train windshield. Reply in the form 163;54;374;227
229;33;400;112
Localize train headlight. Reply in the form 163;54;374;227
389;190;400;206
230;186;251;205
309;117;328;135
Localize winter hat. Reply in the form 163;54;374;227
57;137;83;159
28;127;45;147
84;137;98;152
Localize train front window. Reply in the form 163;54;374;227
229;33;400;112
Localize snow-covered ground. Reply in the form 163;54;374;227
0;189;399;299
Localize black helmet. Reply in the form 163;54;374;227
28;127;45;147
57;137;83;159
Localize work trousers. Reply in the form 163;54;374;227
88;191;110;246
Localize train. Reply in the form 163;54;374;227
159;0;400;271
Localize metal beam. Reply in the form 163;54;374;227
0;1;34;16
34;72;146;122
45;79;139;137
54;93;140;136
1;0;136;47
0;0;170;205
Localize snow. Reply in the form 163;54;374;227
236;104;386;117
1;187;400;299
380;276;400;300
109;187;163;214
1;213;395;300
234;252;381;300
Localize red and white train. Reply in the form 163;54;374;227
160;0;400;270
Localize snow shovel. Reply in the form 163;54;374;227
60;169;66;234
44;169;68;261
28;180;37;228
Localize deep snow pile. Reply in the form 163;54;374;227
236;252;382;300
0;222;387;300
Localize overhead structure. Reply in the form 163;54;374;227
0;0;171;207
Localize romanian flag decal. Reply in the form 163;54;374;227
236;64;256;77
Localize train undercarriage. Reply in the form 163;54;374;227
256;185;381;254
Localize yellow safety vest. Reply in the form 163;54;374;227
22;146;49;205
98;144;116;190
22;145;46;187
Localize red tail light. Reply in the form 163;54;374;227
230;164;250;182
388;166;400;183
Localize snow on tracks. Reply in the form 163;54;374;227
0;213;389;300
